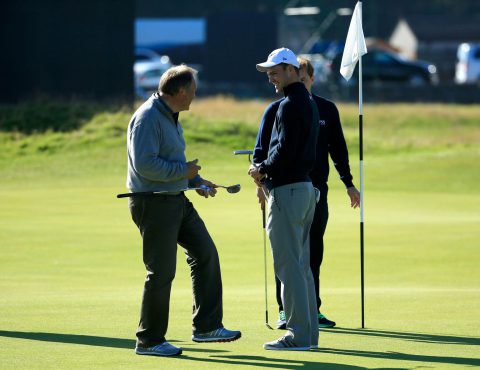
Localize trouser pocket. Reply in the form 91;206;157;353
129;197;146;226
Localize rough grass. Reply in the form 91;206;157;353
1;98;478;159
1;97;479;189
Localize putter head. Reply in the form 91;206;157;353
265;323;273;330
226;184;241;194
233;150;253;155
233;150;253;163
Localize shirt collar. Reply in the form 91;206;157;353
153;92;179;123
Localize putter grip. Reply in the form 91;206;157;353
117;193;133;198
262;207;266;228
116;192;153;198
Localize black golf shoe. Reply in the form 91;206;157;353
318;312;336;328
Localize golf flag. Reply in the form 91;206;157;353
340;1;367;81
340;1;367;328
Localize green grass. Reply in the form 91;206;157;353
0;99;479;369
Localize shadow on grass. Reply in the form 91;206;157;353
179;354;406;370
320;348;480;367
0;330;227;353
323;327;480;346
2;330;478;368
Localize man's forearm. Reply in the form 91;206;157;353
134;155;187;182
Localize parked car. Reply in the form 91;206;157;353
455;43;480;84
134;48;172;98
134;48;171;73
329;49;439;85
135;65;169;92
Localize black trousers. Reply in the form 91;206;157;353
129;193;223;347
276;185;328;312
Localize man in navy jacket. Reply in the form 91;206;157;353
249;48;320;351
253;57;360;330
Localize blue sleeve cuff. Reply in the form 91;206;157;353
188;174;202;188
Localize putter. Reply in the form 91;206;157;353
117;184;240;198
234;149;273;330
117;186;208;198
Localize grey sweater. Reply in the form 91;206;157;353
126;94;189;192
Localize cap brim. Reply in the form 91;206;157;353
256;61;279;72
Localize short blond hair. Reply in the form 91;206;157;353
297;57;314;78
159;64;197;95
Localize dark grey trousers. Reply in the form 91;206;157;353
129;193;223;348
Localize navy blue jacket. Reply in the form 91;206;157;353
254;93;354;189
257;82;319;190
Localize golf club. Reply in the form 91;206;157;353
117;184;240;198
234;149;273;330
117;187;208;198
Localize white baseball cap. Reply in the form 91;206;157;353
256;47;300;72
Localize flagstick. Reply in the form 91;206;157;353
339;0;367;329
359;59;365;329
358;0;365;329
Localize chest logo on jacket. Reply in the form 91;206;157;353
319;120;326;126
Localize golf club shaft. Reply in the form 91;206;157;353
235;149;272;329
262;205;270;328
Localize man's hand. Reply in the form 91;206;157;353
196;179;218;198
248;164;265;182
186;159;201;180
347;186;361;209
256;186;266;210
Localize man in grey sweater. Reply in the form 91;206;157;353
126;65;241;357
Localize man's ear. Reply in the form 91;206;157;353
285;64;294;76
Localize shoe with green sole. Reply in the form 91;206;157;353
318;313;336;328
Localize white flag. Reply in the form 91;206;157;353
340;1;367;81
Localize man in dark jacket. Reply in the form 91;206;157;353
249;48;320;351
253;57;360;330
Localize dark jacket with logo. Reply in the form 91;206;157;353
257;82;319;190
253;93;353;189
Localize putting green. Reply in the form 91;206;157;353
0;102;479;369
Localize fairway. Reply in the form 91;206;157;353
0;101;479;369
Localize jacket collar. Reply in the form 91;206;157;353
283;81;305;97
